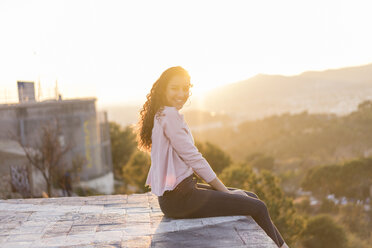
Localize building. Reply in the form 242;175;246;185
0;94;113;196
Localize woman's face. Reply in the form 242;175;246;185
165;75;190;110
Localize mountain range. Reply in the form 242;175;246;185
192;63;372;122
102;63;372;127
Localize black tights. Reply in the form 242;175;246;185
158;174;284;247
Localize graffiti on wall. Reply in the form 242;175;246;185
84;120;93;168
10;165;31;198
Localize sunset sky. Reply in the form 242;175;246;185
0;0;371;106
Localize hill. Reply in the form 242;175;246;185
193;63;372;121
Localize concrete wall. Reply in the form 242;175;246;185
79;172;114;195
0;98;113;195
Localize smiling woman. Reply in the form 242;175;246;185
165;75;192;110
136;66;289;248
137;66;191;151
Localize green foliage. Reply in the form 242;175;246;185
250;170;305;246
109;122;137;179
246;153;275;171
339;203;372;240
294;197;313;215
301;164;340;197
339;158;372;200
122;151;151;193
351;100;372;125
196;141;231;175
219;163;254;189
195;100;372;165
74;186;102;196
302;215;348;248
302;157;372;201
347;232;372;248
220;164;305;246
318;198;339;214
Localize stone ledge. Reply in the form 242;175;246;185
0;193;276;248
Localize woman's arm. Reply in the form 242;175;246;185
162;108;216;183
209;177;249;197
208;177;230;193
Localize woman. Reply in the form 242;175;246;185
137;66;289;248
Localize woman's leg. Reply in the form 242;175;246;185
196;183;284;244
196;183;258;198
196;183;285;246
191;183;284;247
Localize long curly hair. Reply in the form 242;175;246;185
137;66;191;152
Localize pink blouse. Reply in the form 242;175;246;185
145;106;217;196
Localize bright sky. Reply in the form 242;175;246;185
1;0;372;106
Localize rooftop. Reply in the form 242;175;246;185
0;98;97;110
0;193;277;248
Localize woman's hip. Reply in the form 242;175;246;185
158;174;197;217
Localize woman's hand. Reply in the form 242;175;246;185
229;189;248;197
209;177;230;193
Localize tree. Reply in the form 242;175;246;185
317;197;339;214
220;163;305;246
196;141;231;175
246;152;275;171
302;215;348;248
219;162;255;188
301;164;340;198
109;122;137;179
357;100;372;113
339;158;372;201
121;150;151;193
251;170;305;246
302;157;372;201
340;203;371;240
53;154;85;196
17;120;70;197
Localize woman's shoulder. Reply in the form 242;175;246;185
160;106;182;119
155;106;185;128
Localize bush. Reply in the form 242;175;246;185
220;163;305;246
302;215;348;248
121;151;151;193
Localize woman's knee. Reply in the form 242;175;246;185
246;191;259;199
254;200;269;216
